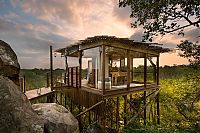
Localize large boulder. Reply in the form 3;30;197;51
0;76;44;132
0;40;20;85
32;103;79;133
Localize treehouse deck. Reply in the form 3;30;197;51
24;35;170;132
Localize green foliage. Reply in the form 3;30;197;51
119;0;200;41
124;66;200;132
160;72;200;132
20;68;65;90
177;40;200;66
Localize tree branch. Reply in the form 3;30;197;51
164;20;200;33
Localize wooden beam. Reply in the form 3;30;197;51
50;45;53;91
102;44;105;95
127;50;130;91
71;67;73;87
76;100;104;118
47;73;49;87
105;42;160;56
76;67;78;88
144;54;147;126
64;72;66;84
156;56;160;124
67;68;70;86
79;51;82;88
79;41;103;51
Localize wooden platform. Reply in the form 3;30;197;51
25;87;53;100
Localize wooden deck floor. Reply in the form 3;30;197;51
25;87;52;100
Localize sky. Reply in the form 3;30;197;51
0;0;199;69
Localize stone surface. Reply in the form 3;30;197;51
0;40;20;85
0;76;44;133
32;103;79;133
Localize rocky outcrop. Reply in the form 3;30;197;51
0;76;44;133
32;103;79;133
0;40;20;85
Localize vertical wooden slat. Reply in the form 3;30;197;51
79;51;82;88
76;67;78;88
47;73;49;87
127;50;130;91
67;68;70;86
156;56;160;124
144;54;147;126
64;72;66;84
102;99;106;133
132;58;134;82
102;45;105;95
71;67;73;87
64;95;67;107
50;45;53;91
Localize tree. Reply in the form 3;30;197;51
119;0;200;65
177;40;200;66
119;0;200;41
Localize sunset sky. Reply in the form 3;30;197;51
1;0;198;69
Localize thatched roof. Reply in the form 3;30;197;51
55;35;170;57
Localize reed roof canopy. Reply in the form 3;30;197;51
55;35;170;58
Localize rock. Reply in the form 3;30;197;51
32;103;79;133
0;76;44;133
0;40;20;85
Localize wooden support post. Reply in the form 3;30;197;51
76;67;78;88
78;51;82;129
65;52;68;85
47;73;49;87
144;54;147;126
102;45;105;95
64;72;66;84
67;68;70;86
153;65;157;83
132;59;134;82
23;75;26;93
71;67;73;87
116;97;120;131
50;45;53;91
79;51;82;88
127;50;130;91
64;95;67;108
156;56;160;124
102;99;106;133
124;95;127;125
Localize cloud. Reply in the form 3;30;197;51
0;0;194;69
0;17;72;68
184;28;200;43
129;28;144;41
